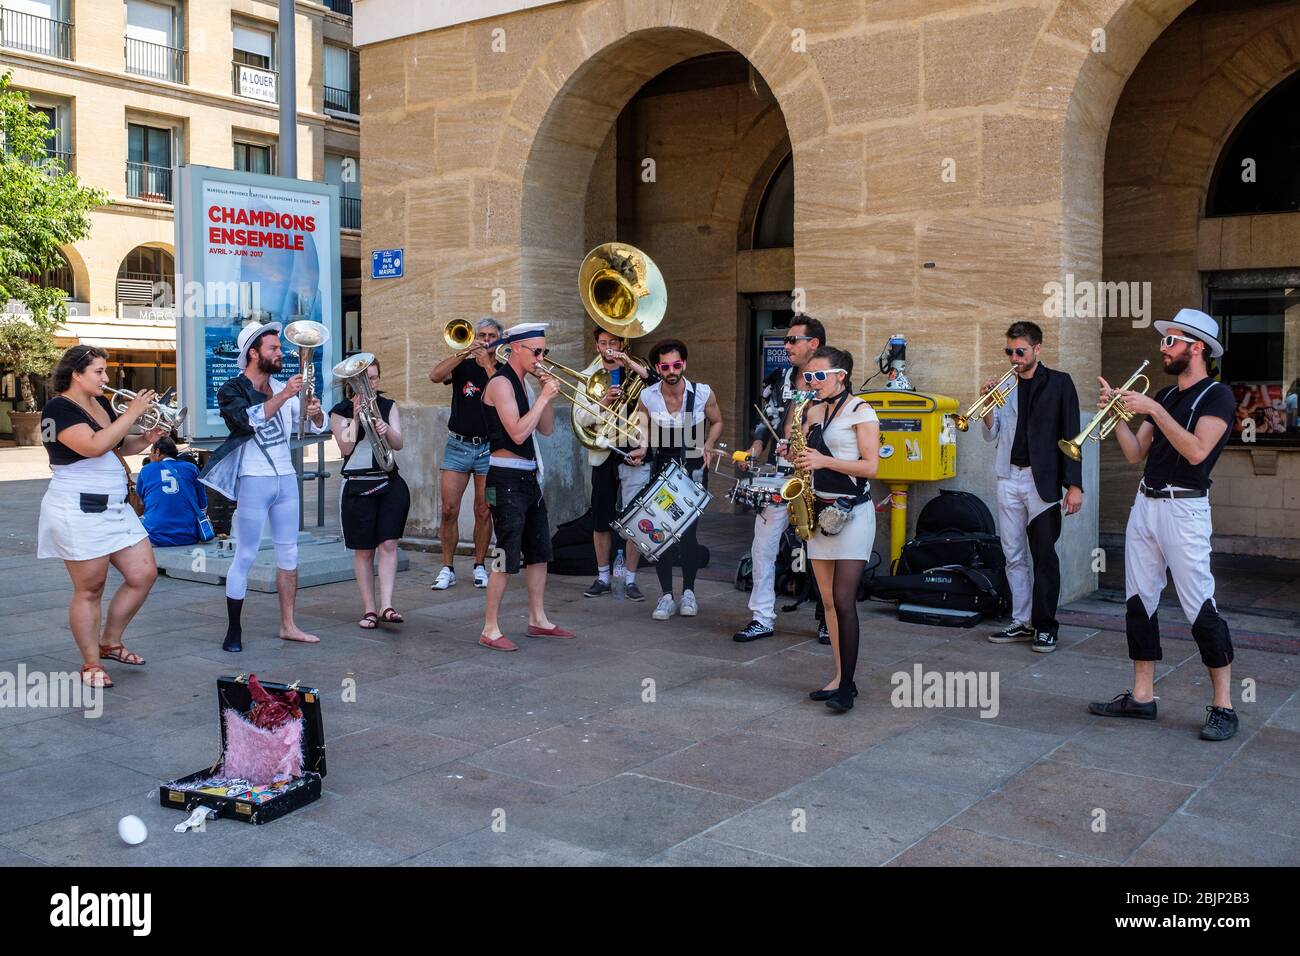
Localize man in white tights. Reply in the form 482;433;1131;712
200;322;326;651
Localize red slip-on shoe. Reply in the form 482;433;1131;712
479;634;519;651
526;624;576;639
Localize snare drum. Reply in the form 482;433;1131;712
612;459;712;560
729;473;787;513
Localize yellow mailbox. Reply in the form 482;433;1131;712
858;389;959;566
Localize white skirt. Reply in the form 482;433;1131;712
38;488;148;561
806;498;876;561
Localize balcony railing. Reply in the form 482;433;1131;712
126;161;172;203
323;85;359;117
42;148;73;175
125;35;186;84
0;8;73;59
341;196;360;230
326;0;353;16
232;61;278;103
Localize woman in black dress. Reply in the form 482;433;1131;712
329;356;410;628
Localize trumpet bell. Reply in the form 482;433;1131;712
1057;438;1083;463
578;243;666;340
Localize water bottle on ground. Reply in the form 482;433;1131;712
612;550;626;599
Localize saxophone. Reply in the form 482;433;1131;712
781;396;816;540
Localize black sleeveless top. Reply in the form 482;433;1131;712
330;393;398;477
805;390;867;498
484;363;536;459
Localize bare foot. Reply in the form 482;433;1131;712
280;627;320;644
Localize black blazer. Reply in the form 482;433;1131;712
982;363;1084;504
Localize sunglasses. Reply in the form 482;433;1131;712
656;360;685;372
1161;334;1196;349
783;335;814;345
1005;347;1032;358
520;347;549;358
802;368;846;384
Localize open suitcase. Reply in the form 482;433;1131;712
159;675;325;825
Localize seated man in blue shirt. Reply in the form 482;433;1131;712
137;437;207;547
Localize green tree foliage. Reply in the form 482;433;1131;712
0;71;108;407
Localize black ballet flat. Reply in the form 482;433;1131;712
826;682;857;713
809;685;859;702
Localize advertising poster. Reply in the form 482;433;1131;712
174;167;340;440
1231;382;1287;435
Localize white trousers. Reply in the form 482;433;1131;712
1124;491;1216;623
748;504;790;628
996;466;1057;627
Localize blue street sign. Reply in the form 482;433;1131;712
371;248;403;279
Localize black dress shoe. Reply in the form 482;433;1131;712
1088;690;1156;720
817;622;830;645
826;682;857;713
809;684;858;702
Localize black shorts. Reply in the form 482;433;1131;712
340;474;411;550
487;466;552;574
591;455;621;531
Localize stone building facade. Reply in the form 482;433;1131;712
354;0;1300;602
0;0;362;430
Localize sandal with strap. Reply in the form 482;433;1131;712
379;607;404;624
359;612;379;630
100;644;145;666
81;663;114;688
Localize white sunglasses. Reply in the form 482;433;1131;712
802;368;846;384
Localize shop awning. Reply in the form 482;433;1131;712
56;321;176;352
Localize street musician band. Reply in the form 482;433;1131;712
46;221;1246;739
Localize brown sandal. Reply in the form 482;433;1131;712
379;608;404;624
359;612;379;630
100;644;145;666
81;663;114;688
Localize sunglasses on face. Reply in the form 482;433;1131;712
802;368;846;384
783;335;814;345
1161;334;1196;349
656;360;685;372
525;347;550;358
1005;347;1031;358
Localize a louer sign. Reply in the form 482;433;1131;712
238;65;277;103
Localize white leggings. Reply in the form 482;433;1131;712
226;474;299;599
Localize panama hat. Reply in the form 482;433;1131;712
1154;308;1224;358
235;321;284;370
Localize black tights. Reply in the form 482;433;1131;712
655;518;700;595
825;559;865;687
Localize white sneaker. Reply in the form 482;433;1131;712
679;590;698;617
652;594;677;620
431;567;455;590
473;565;489;588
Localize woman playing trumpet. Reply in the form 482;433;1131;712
37;346;166;688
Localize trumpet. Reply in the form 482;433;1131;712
443;318;480;359
102;385;187;433
1058;360;1151;462
494;344;644;448
284;320;330;440
332;352;395;472
954;367;1018;431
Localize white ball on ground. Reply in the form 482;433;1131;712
118;815;147;845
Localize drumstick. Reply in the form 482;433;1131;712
753;404;781;441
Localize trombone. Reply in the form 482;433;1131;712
443;318;481;359
1058;360;1151;462
102;385;187;433
954;366;1018;431
494;343;644;450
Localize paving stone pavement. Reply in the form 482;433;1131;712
1;462;1297;867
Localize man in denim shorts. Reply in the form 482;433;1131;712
428;317;501;590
